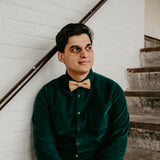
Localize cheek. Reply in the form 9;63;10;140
90;54;94;66
92;53;94;59
64;57;76;66
90;53;94;60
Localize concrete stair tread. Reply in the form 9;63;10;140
130;115;160;131
124;146;160;160
128;116;160;151
140;50;160;68
127;67;160;73
144;35;160;48
126;69;160;90
125;90;160;97
145;35;160;44
130;115;160;124
140;46;160;52
126;92;160;116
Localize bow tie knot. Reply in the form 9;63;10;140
69;79;90;92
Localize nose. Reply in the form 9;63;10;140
80;49;88;58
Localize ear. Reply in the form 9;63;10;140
58;52;65;63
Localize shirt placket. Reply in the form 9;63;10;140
74;90;82;159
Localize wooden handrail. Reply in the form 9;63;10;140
79;0;107;24
0;0;108;110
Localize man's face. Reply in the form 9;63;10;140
58;33;94;79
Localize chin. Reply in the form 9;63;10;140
79;69;90;74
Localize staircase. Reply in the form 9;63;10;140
124;36;160;160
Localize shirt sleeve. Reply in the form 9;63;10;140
32;87;62;160
97;83;129;160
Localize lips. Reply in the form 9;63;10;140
78;61;90;65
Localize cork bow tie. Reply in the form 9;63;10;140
69;79;91;92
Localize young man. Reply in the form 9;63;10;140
32;23;129;160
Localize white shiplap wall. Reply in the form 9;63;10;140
0;0;145;159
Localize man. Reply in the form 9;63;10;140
32;23;129;160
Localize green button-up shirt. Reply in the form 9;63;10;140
32;69;129;160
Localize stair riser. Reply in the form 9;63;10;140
140;51;160;67
128;128;160;151
145;39;160;48
125;147;160;160
126;97;160;116
127;72;160;90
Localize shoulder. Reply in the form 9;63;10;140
43;74;65;89
93;72;124;96
93;72;126;107
36;74;65;98
93;72;118;88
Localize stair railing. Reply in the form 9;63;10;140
0;0;108;110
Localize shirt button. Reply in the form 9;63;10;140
77;94;81;98
77;127;80;132
75;154;79;158
77;112;81;115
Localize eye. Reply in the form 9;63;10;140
86;45;92;51
71;47;80;52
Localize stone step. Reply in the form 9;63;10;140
125;91;160;116
130;115;160;126
126;67;160;90
125;90;160;97
128;115;160;152
124;146;160;160
145;35;160;48
140;47;160;67
127;67;160;73
140;46;160;53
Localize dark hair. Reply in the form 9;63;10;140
56;23;93;53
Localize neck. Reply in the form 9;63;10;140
67;71;90;82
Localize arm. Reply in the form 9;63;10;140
97;83;129;160
32;87;62;160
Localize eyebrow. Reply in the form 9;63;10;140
70;43;92;49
